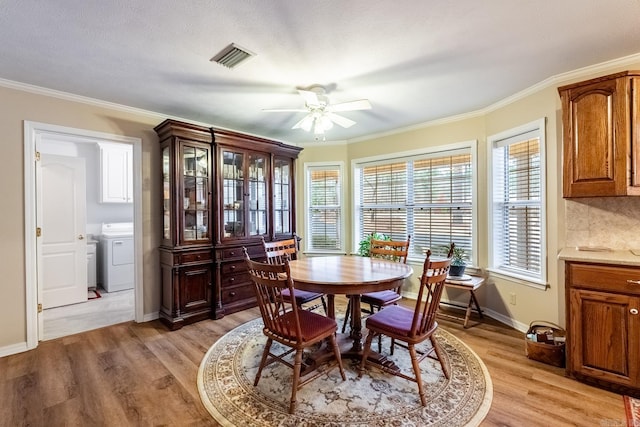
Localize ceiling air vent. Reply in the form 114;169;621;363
210;43;256;69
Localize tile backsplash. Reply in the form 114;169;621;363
565;197;640;249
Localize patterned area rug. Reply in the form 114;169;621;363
197;317;492;426
624;396;640;427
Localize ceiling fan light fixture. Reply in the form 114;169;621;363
319;115;333;130
299;115;315;132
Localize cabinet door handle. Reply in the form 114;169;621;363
627;280;640;285
631;308;639;315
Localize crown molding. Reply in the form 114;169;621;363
3;51;640;147
0;77;294;145
346;109;485;144
348;51;640;144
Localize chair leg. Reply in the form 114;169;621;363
321;296;328;316
358;331;376;378
329;334;346;381
254;338;273;386
341;298;351;333
390;338;396;355
409;344;427;406
372;304;383;353
430;335;450;379
289;349;304;414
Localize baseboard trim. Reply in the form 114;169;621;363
402;291;528;333
0;342;29;358
143;311;159;322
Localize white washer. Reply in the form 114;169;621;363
100;222;134;292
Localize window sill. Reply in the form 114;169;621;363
486;268;548;290
303;250;347;257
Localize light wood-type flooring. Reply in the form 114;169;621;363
0;297;627;426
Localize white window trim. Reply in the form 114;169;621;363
303;161;347;254
350;140;478;265
487;118;547;290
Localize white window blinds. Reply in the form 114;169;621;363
490;121;546;284
355;150;473;261
306;165;343;252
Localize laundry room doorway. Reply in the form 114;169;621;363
23;121;143;347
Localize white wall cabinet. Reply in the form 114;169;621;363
99;143;133;203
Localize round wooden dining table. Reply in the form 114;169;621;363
288;255;413;365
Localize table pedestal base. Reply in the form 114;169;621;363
301;333;400;376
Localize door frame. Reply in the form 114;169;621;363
23;120;143;349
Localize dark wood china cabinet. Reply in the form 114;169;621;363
155;120;302;328
212;129;302;317
155;120;214;330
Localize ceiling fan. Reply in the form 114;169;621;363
263;85;372;137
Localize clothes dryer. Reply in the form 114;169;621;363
100;222;134;292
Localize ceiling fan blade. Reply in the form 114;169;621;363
262;108;307;112
327;112;356;128
328;99;371;112
297;89;320;106
292;114;315;131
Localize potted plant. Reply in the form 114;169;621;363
448;245;467;277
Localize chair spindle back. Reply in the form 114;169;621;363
262;234;299;265
369;235;411;264
410;248;452;337
244;248;302;344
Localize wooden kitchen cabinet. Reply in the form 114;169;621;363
558;71;640;197
155;120;214;330
566;262;640;395
212;128;302;317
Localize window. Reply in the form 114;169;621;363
305;163;345;253
353;143;475;262
488;118;546;287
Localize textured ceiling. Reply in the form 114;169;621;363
1;0;640;144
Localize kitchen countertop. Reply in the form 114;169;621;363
558;247;640;267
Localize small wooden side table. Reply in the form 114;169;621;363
439;275;485;328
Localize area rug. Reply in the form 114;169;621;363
197;317;492;426
624;395;640;427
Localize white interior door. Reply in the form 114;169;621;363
38;154;88;309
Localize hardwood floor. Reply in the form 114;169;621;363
0;297;626;426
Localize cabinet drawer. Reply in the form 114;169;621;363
180;250;212;264
219;244;264;260
221;272;251;288
221;260;247;275
221;284;255;304
568;263;640;295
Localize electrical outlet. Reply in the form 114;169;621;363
509;293;517;305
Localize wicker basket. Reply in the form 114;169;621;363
525;320;566;367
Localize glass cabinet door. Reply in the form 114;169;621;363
248;153;268;236
182;145;210;242
222;150;245;238
273;157;292;235
162;146;171;240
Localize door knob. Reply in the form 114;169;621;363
631;308;639;315
78;234;84;240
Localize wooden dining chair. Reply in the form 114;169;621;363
261;235;327;315
342;235;411;352
243;248;346;414
358;247;453;407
